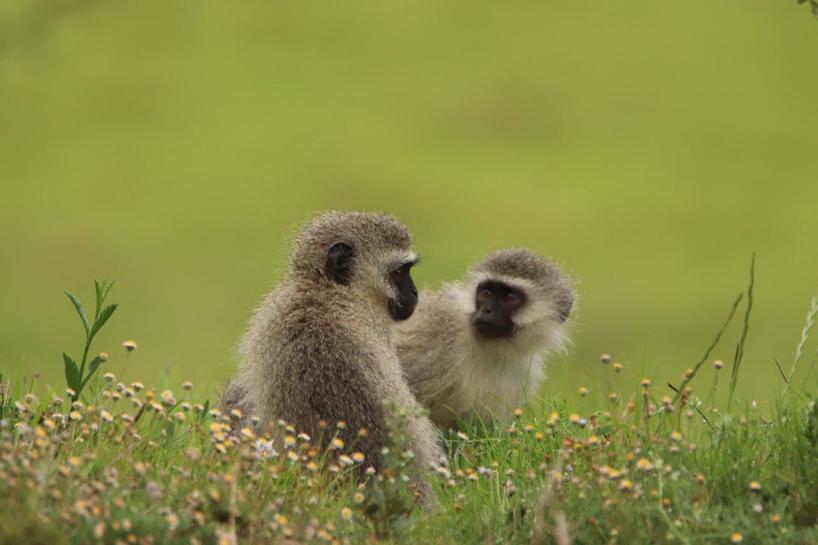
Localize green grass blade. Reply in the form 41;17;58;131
728;253;755;412
672;292;743;405
786;295;818;391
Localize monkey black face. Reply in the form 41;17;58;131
387;261;418;321
472;280;527;338
325;242;418;321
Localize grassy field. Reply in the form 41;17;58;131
1;277;818;544
1;3;818;543
1;1;818;406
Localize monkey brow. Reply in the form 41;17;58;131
390;255;419;272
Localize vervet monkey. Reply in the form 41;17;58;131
222;211;442;476
396;248;574;429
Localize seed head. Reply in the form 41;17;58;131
713;359;724;370
122;340;138;352
578;386;590;397
159;391;176;406
569;414;587;428
600;354;612;364
636;458;654;471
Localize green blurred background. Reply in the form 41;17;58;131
2;1;817;405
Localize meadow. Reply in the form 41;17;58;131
1;1;818;543
1;274;817;544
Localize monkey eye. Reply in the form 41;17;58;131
392;267;405;279
477;289;492;300
501;291;521;304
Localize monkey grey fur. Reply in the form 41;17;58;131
395;248;574;430
223;212;442;476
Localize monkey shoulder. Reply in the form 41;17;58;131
405;288;468;339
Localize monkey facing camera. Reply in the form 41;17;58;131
396;248;574;430
221;211;442;480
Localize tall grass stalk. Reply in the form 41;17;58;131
728;253;755;412
785;295;818;393
671;292;743;406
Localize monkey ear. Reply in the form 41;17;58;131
557;294;574;323
325;241;355;284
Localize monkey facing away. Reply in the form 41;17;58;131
395;248;574;430
222;211;442;476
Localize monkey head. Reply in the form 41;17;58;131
465;248;574;341
289;211;419;321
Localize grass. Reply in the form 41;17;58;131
1;271;817;544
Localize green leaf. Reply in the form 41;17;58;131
80;355;106;391
65;291;90;338
89;303;118;342
94;281;104;319
94;279;116;318
63;353;80;391
198;399;211;422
